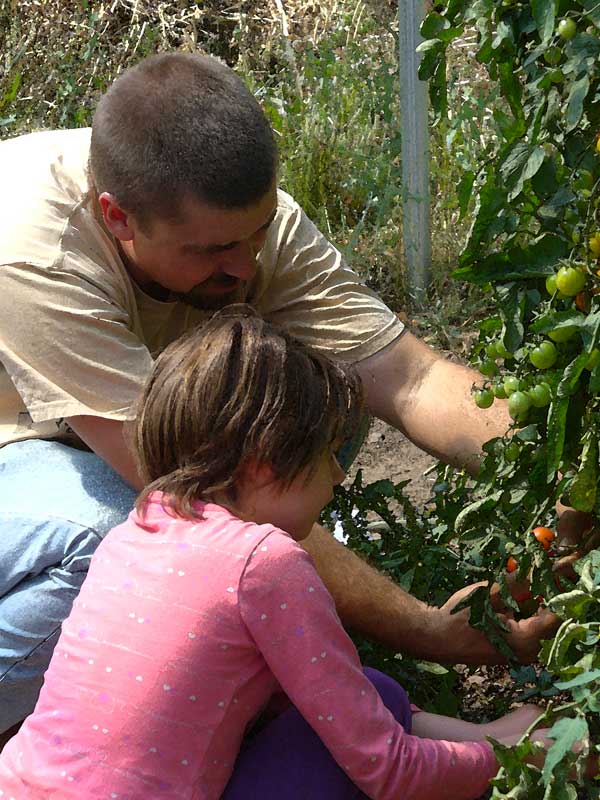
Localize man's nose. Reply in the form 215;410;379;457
220;242;258;281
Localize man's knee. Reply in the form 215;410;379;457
0;439;136;536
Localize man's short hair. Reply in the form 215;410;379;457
90;53;277;226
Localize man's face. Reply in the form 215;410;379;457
120;185;278;310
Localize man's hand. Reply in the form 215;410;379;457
439;582;560;664
555;500;599;581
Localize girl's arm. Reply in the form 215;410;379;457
239;533;498;800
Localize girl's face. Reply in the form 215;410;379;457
235;448;346;541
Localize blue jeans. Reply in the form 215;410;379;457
0;440;136;732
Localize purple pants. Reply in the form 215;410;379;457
222;667;412;799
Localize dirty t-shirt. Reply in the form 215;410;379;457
0;129;404;447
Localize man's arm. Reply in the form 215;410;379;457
355;330;511;473
66;373;556;665
349;329;561;659
301;523;558;664
66;415;143;490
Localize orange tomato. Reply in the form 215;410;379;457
506;555;519;573
533;526;555;550
575;291;590;312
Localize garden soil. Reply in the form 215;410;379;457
348;417;437;505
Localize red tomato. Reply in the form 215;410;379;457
533;526;555;550
506;556;519;573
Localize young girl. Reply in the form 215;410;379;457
0;305;546;799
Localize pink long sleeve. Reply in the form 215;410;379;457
239;538;498;800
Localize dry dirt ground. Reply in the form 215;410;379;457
347;417;437;506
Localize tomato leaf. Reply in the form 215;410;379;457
556;353;589;398
569;434;597;512
457;170;475;219
449;583;515;661
455;235;569;284
545;621;588;672
546;396;569;481
554;669;600;690
531;0;558;43
548;589;597;621
510;145;546;201
530;310;586;335
542;716;588;785
498;283;526;353
455;491;503;533
565;75;590;132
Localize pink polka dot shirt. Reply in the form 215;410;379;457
0;494;496;799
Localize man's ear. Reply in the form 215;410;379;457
98;192;135;242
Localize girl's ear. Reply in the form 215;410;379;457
241;459;276;489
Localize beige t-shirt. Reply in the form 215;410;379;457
0;128;404;447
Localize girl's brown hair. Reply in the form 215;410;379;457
133;305;364;519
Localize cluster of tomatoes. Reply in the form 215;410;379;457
472;230;600;425
503;527;556;607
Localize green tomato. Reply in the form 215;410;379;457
505;441;521;462
577;171;595;191
508;390;531;420
555;266;587;297
557;18;577;40
589;233;600;258
585;348;600;370
479;359;498;377
485;342;500;359
528;383;552;408
548;325;577;343
504;375;521;395
545;274;558;295
543;46;562;66
529;341;558;369
474;388;494;409
493;382;508;399
485;340;512;360
548;68;564;84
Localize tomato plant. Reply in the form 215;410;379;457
421;1;600;794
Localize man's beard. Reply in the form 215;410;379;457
171;278;248;311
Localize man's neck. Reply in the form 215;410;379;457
115;240;171;301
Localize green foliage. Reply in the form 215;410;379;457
421;0;600;793
322;470;470;715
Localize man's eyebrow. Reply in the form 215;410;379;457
184;208;278;255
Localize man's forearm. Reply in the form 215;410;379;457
301;523;506;664
405;356;511;474
357;333;511;475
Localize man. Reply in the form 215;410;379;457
0;52;557;736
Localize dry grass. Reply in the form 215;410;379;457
1;0;395;133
